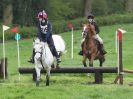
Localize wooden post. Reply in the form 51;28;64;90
118;32;123;84
114;31;123;84
0;58;8;79
95;71;103;84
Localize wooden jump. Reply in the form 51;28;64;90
19;67;117;74
123;69;133;74
19;67;117;84
18;30;133;84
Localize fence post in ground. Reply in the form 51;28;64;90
0;58;8;79
114;30;123;85
94;70;103;84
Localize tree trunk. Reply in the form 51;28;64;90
3;3;13;25
84;0;93;17
126;0;133;12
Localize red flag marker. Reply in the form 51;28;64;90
11;27;18;33
68;23;74;29
118;30;122;41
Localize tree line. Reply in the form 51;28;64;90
0;0;133;26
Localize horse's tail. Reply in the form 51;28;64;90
52;35;66;53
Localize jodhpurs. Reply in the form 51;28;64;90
93;34;103;44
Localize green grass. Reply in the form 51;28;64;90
0;23;133;99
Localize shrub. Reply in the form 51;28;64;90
1;13;133;41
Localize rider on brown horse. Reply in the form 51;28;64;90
78;13;107;55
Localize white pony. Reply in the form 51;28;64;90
33;35;65;86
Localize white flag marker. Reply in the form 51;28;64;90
2;25;10;80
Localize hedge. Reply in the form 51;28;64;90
52;13;133;33
0;13;133;41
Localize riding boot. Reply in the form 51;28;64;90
28;49;35;63
100;44;107;55
56;55;61;64
49;45;61;64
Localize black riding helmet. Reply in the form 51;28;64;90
87;13;94;19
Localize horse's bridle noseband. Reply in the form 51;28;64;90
82;30;88;39
35;51;42;55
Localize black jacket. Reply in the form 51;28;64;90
37;21;52;42
92;22;100;34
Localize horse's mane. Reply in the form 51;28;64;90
87;23;96;36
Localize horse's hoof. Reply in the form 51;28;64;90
46;83;49;86
36;81;39;87
51;64;55;68
36;83;39;87
56;66;60;69
83;65;87;67
46;80;49;86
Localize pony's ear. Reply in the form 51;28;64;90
33;37;38;42
33;38;35;42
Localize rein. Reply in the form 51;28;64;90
35;51;42;54
40;45;46;69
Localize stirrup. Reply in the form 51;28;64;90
103;51;107;54
78;51;83;56
28;59;34;63
57;58;61;63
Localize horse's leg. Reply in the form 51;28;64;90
51;64;55;68
56;53;61;68
46;66;51;86
99;59;103;67
89;55;95;67
89;60;93;67
99;56;105;67
56;62;60;69
35;67;41;87
82;55;87;67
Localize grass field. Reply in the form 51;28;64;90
0;23;133;99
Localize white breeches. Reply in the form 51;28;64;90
81;34;103;44
94;34;103;44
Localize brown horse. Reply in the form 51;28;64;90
82;23;105;67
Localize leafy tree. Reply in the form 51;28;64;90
13;0;48;26
92;0;108;16
47;0;73;20
2;0;13;25
0;0;132;26
106;0;126;14
125;0;133;12
84;0;93;16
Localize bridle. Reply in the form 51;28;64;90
34;41;43;59
82;25;89;39
34;42;45;69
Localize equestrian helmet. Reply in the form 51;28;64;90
37;10;48;20
87;13;94;19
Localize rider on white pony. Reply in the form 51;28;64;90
28;10;61;64
78;13;107;55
